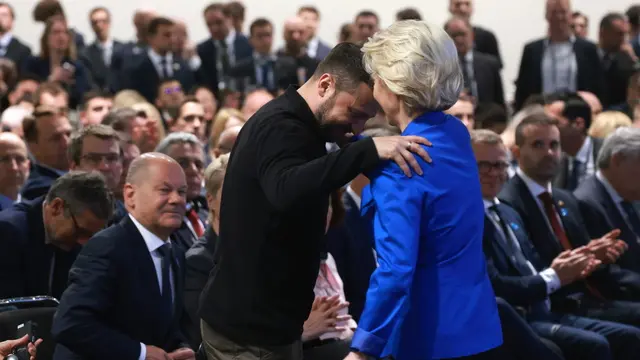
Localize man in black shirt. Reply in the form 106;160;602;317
199;43;431;360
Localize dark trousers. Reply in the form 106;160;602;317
584;299;640;327
439;347;505;359
495;298;564;360
530;314;640;360
201;320;303;360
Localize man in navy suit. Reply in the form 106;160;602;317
51;153;195;360
0;2;32;70
0;133;30;211
0;171;113;300
499;113;640;327
20;105;72;200
473;129;640;360
575;127;640;273
197;3;253;97
123;17;194;104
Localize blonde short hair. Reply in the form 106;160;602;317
588;111;632;139
362;20;463;114
209;108;245;148
204;153;230;196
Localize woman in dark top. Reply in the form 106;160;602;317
22;16;89;109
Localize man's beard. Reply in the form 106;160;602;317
315;94;351;146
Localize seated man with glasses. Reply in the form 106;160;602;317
68;124;126;224
0;171;113;300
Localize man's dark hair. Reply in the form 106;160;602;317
23;105;59;143
10;73;41;93
627;5;640;28
562;94;592;131
101;108;138;132
476;103;508;129
203;3;230;18
312;42;372;91
33;81;67;106
515;113;558;146
572;11;587;20
32;0;65;23
298;5;320;18
522;93;547;107
250;18;273;36
89;6;110;19
177;96;201;118
68;124;120;164
0;2;15;19
396;8;422;21
81;90;111;111
147;16;174;36
600;12;625;30
227;1;245;21
46;171;115;221
356;10;379;22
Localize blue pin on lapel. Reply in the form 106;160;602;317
509;222;519;231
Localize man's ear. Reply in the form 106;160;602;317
123;183;135;209
48;197;65;217
316;73;335;99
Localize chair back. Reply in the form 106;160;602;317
0;304;58;360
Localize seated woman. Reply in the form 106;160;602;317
347;20;503;360
22;16;90;109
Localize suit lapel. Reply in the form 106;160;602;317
484;214;523;273
121;217;164;299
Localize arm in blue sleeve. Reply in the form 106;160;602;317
351;167;422;357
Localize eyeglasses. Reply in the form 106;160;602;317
65;206;100;239
81;153;121;165
477;161;510;173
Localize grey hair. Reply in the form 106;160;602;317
45;171;115;221
362;20;463;114
597;127;640;169
471;129;504;146
154;131;203;154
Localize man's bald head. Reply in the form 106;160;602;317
126;152;180;186
578;91;603;116
0;132;27;149
216;125;242;156
284;16;307;54
241;89;274;119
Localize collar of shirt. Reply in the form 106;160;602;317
99;38;113;51
596;170;623;204
517;167;553;198
0;193;15;210
346;185;361;209
463;51;473;63
283;86;321;134
0;32;12;48
225;30;236;49
574;136;592;164
147;48;172;66
545;35;576;47
307;37;319;57
129;214;170;253
483;197;499;211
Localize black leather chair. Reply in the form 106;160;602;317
0;297;59;360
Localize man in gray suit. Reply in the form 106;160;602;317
298;6;332;61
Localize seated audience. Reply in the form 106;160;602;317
78;91;113;127
0;132;30;211
445;96;475;130
33;81;68;109
102;107;156;154
588;111;633;139
155;78;186;126
476;103;509;134
0;171;113;300
7;75;40;109
210;125;241;159
167;97;205;137
0;105;31;136
130;101;165;149
578;91;604;118
208;108;245;153
241;88;274;119
114;132;140;202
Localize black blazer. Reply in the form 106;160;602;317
602;50;637;108
514;38;606;111
2;37;32;70
79;40;125;92
553;136;603;190
575;175;640;273
499;174;640;300
229;55;279;93
20;163;63;201
274;52;319;91
314;40;332;61
473;26;502;69
196;35;253;95
51;215;188;360
325;191;377;322
109;41;146;92
21;56;90;108
123;53;195;104
182;226;218;349
472;51;505;107
0;197;80;300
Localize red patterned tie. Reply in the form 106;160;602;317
186;208;205;237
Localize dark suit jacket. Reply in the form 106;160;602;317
51;215;188;360
553;136;603;190
2;36;31;70
109;41;146;92
0;197;80;300
71;29;85;52
79;40;125;91
325;191;376;322
196;35;253;95
274;52;319;91
602;50;637;108
499;174;640;300
21;56;90;108
474;26;502;69
315;40;331;61
575;175;640;273
473;51;505;107
514;38;606;111
632;37;640;59
182;226;218;349
20;163;63;201
123;53;195;104
229;55;278;93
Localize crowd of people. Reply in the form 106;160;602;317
0;0;640;359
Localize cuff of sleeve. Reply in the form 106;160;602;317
351;328;386;358
139;343;146;360
539;268;561;294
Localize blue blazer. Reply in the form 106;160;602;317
351;112;502;359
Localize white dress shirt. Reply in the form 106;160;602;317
483;198;561;303
147;49;174;78
542;37;578;94
99;39;114;66
129;214;175;360
461;51;479;99
0;32;12;56
307;37;319;59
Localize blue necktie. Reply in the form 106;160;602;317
156;243;174;314
621;201;640;238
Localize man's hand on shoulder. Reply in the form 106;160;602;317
372;136;432;177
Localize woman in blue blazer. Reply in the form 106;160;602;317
346;20;503;360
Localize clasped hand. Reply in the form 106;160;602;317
302;295;352;342
586;229;627;264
